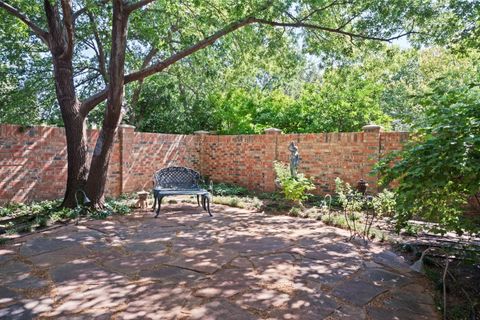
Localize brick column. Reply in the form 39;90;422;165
264;128;282;192
362;124;383;191
194;130;210;177
119;124;135;195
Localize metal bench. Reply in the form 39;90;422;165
152;166;212;218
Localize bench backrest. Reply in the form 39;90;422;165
153;166;201;190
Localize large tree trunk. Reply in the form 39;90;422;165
41;0;88;208
52;51;88;208
85;0;128;207
61;111;88;208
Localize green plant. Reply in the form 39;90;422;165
50;207;76;222
89;209;111;220
403;223;422;236
289;206;302;217
35;215;48;228
274;161;315;206
210;183;250;197
374;80;480;235
372;190;396;217
335;178;364;239
250;197;263;210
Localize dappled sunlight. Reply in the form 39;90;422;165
0;126;69;203
0;203;438;318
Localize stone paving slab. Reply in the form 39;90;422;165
0;203;440;319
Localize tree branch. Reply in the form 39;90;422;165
80;87;109;116
80;13;412;115
299;0;345;22
252;18;412;42
125;0;155;14
124;17;256;83
0;1;49;44
73;0;110;21
60;0;74;57
87;10;108;83
130;46;159;124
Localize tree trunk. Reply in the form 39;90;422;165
52;55;89;208
85;0;128;208
84;125;118;207
40;0;88;208
61;113;88;208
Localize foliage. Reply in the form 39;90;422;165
210;182;250;197
274;161;315;205
138;47;480;135
374;79;480;235
1;1;479;134
0;199;61;218
372;190;397;217
0;196;133;237
335;177;394;241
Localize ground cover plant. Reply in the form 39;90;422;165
0;196;133;239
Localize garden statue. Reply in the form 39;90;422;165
288;141;299;177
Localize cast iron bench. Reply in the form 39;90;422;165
152;166;212;218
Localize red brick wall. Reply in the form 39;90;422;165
120;127;199;193
0;124;409;204
201;134;277;192
200;126;405;194
0;124;200;204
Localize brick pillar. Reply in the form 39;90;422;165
264;128;282;192
194;130;210;177
362;124;383;191
119;124;135;194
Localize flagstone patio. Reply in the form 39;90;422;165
0;203;439;319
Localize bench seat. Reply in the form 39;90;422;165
152;167;212;218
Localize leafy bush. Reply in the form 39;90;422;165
374;80;480;235
335;178;392;241
0;200;60;218
0;196;133;236
274;161;315;206
372;190;396;217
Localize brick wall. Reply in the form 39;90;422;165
201;125;408;194
0;124;200;204
0;124;408;204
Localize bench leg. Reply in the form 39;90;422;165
206;196;212;217
197;194;200;206
155;196;164;218
152;194;157;212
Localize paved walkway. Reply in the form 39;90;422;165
0;203;439;319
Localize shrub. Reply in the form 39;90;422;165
274;161;315;206
374;80;480;235
372;190;396;217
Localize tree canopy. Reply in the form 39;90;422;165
1;0;478;133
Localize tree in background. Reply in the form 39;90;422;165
0;0;477;207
